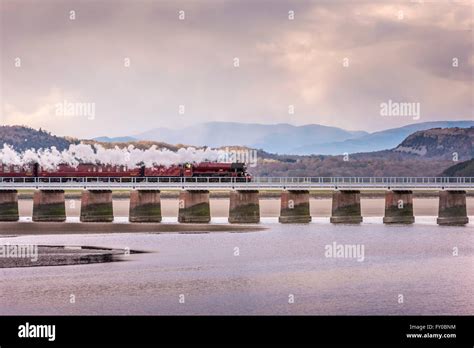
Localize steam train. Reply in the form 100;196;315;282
0;162;251;181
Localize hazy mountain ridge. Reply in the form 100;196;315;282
94;136;138;143
98;120;474;155
132;122;368;154
294;121;474;155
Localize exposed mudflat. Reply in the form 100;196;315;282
0;221;266;235
0;245;138;268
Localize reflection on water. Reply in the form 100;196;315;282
0;219;473;315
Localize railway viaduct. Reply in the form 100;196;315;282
0;177;472;225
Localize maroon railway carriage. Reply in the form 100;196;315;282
0;162;250;180
37;164;141;177
0;163;35;177
0;163;140;178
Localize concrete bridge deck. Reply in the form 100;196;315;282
1;176;473;191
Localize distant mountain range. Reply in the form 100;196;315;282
127;122;368;153
249;127;474;177
95;120;474;155
2;125;473;177
93;136;137;143
299;121;474;155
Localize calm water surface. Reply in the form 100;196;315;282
1;218;473;315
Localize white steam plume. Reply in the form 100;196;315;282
0;143;227;170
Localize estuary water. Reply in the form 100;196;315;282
1;217;473;315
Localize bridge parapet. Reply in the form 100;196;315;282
1;177;473;191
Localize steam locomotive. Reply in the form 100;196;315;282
0;162;251;181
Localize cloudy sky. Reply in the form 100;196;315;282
0;0;472;138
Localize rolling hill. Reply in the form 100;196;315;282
393;127;473;160
441;159;474;177
0;126;75;151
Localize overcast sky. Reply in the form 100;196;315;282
0;0;472;138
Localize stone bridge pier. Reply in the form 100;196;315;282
32;190;66;222
0;190;19;221
178;190;211;223
228;190;260;223
279;190;311;223
437;190;468;226
383;190;414;224
330;190;362;224
129;190;161;222
80;190;114;222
